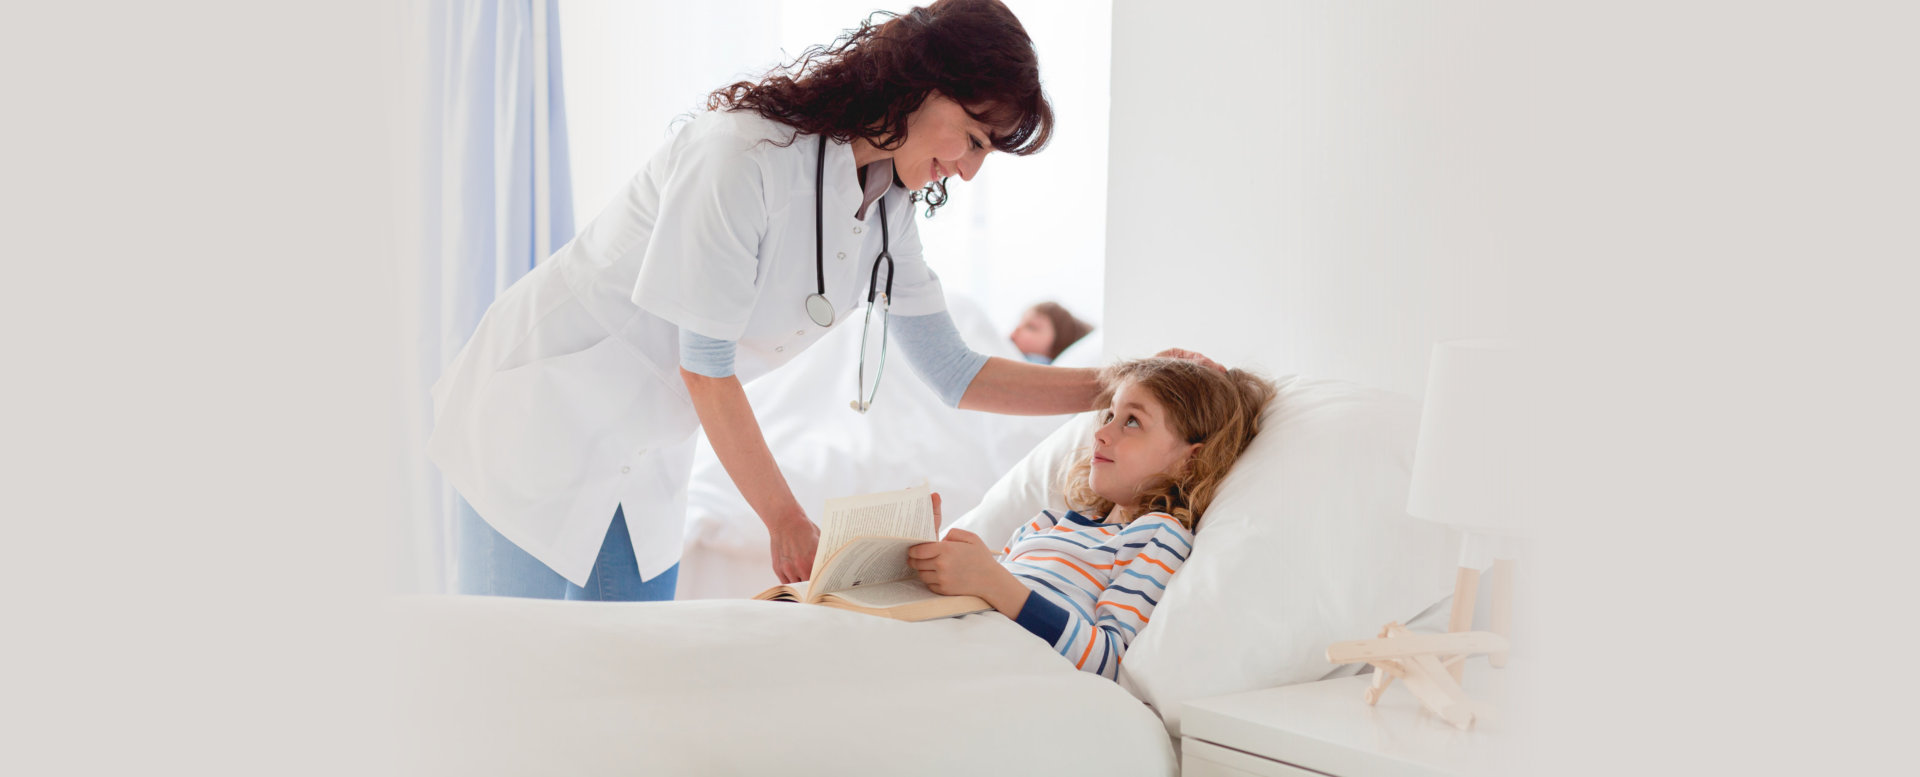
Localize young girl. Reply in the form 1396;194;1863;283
909;358;1276;679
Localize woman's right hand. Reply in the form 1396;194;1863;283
767;511;820;584
680;367;823;585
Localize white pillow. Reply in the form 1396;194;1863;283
951;375;1458;736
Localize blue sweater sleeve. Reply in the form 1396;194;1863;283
678;329;737;378
888;310;991;407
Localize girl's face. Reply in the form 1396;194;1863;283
1011;310;1054;356
895;93;996;191
1089;381;1201;508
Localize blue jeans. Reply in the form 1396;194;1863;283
455;498;677;601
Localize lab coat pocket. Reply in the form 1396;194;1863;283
467;336;697;511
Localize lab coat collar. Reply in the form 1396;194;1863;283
853;157;895;221
824;135;894;222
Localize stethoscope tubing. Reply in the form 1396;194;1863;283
811;134;893;323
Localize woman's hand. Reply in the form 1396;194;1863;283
1156;347;1226;373
680;367;821;585
767;511;820;584
909;494;1030;617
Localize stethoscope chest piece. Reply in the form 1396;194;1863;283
804;293;835;328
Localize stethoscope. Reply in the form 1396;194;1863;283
803;134;894;413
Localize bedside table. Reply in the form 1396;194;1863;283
1178;658;1524;777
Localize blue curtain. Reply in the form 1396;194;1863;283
411;0;574;592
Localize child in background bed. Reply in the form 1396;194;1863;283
1010;301;1094;364
909;358;1276;680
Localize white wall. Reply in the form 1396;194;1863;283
10;2;409;772
1104;3;1512;397
560;0;783;221
1105;4;1920;776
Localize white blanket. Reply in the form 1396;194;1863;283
393;596;1175;776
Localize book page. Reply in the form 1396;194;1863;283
808;536;923;600
823;577;945;609
809;481;934;580
754;586;801;602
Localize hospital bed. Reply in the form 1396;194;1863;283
392;298;1459;775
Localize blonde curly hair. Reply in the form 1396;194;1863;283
1061;358;1277;532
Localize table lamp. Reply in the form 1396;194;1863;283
1325;339;1526;730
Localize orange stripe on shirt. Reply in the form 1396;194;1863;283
1023;555;1105;585
1133;554;1176;574
1075;625;1097;669
1105;601;1149;622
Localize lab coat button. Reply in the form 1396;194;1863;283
837;252;846;260
775;346;785;352
620;466;631;475
796;330;806;336
853;226;862;234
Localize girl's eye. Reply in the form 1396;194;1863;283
1101;411;1115;424
1125;416;1141;428
970;135;985;151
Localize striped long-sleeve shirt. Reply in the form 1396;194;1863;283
999;509;1194;680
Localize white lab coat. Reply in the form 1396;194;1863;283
429;110;950;585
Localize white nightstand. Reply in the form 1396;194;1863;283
1178;658;1525;777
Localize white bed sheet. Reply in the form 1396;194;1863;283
394;596;1173;776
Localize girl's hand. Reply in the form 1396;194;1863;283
908;523;1030;618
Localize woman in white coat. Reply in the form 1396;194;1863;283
430;0;1210;601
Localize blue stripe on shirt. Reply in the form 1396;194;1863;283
1118;568;1168;589
1013;572;1098;623
1106;584;1160;605
1026;534;1118;553
1148;524;1194;553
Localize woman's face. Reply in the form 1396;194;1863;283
1089;381;1200;508
895;93;997;191
1011;310;1054;356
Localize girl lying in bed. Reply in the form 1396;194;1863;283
909;357;1276;680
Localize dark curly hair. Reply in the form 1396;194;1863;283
706;0;1054;216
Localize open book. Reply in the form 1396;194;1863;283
752;482;991;622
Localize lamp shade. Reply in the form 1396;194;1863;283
1407;339;1526;535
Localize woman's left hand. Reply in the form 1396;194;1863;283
1156;347;1226;373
